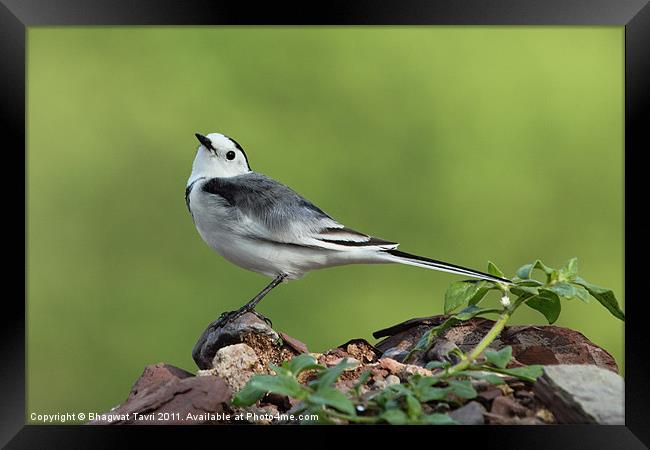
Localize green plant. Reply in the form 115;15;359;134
233;353;461;424
407;257;624;375
233;258;623;424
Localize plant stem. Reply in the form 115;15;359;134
445;308;511;376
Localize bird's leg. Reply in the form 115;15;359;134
208;273;287;330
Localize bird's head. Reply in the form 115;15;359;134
189;132;251;183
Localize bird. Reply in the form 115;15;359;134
186;132;511;329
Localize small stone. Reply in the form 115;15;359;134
491;395;529;417
477;388;503;404
378;357;402;374
497;384;514;396
449;401;486;425
211;343;263;391
535;408;555;423
378;357;433;379
385;375;401;386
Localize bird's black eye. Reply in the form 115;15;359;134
226;151;236;160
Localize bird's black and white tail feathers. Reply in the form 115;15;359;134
383;249;511;284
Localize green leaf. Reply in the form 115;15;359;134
485;346;512;369
572;284;591;303
232;383;267;406
418;387;451;402
511;285;539;297
455;305;501;321
409;376;450;402
308;386;356;416
405;394;422;419
487;365;544;382
314;358;357;389
559;257;579;281
425;360;450;370
248;374;306;399
524;290;561;324
287;354;324;376
574;277;625;321
380;408;409;425
444;281;491;314
516;260;553;279
268;362;291;377
487;261;505;278
420;413;457;425
547;282;577;299
447;380;477;399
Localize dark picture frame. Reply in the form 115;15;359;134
4;0;648;447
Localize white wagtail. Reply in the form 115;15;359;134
186;132;510;327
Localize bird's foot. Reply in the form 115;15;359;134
249;310;273;327
207;307;272;331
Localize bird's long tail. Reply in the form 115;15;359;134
382;249;511;284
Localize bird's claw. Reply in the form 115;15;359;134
208;308;272;330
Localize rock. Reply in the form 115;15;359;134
381;346;409;362
449;401;486;425
377;357;433;379
426;338;461;364
126;363;194;402
477;388;503;405
385;375;401;386
490;395;529;418
192;312;299;370
198;343;264;392
192;312;281;369
533;364;624;424
374;316;619;373
279;332;308;354
337;339;380;364
88;364;231;425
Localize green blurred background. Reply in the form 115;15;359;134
27;27;624;420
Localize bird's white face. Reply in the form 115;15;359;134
188;133;251;184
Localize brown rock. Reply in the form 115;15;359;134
491;395;529;418
127;363;194;402
377;357;433;379
338;339;380;364
279;332;308;354
478;388;503;403
374;316;618;373
89;365;232;425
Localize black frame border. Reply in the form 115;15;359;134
3;0;648;447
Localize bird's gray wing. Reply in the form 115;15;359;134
202;173;398;250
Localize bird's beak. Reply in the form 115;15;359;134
195;133;213;149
